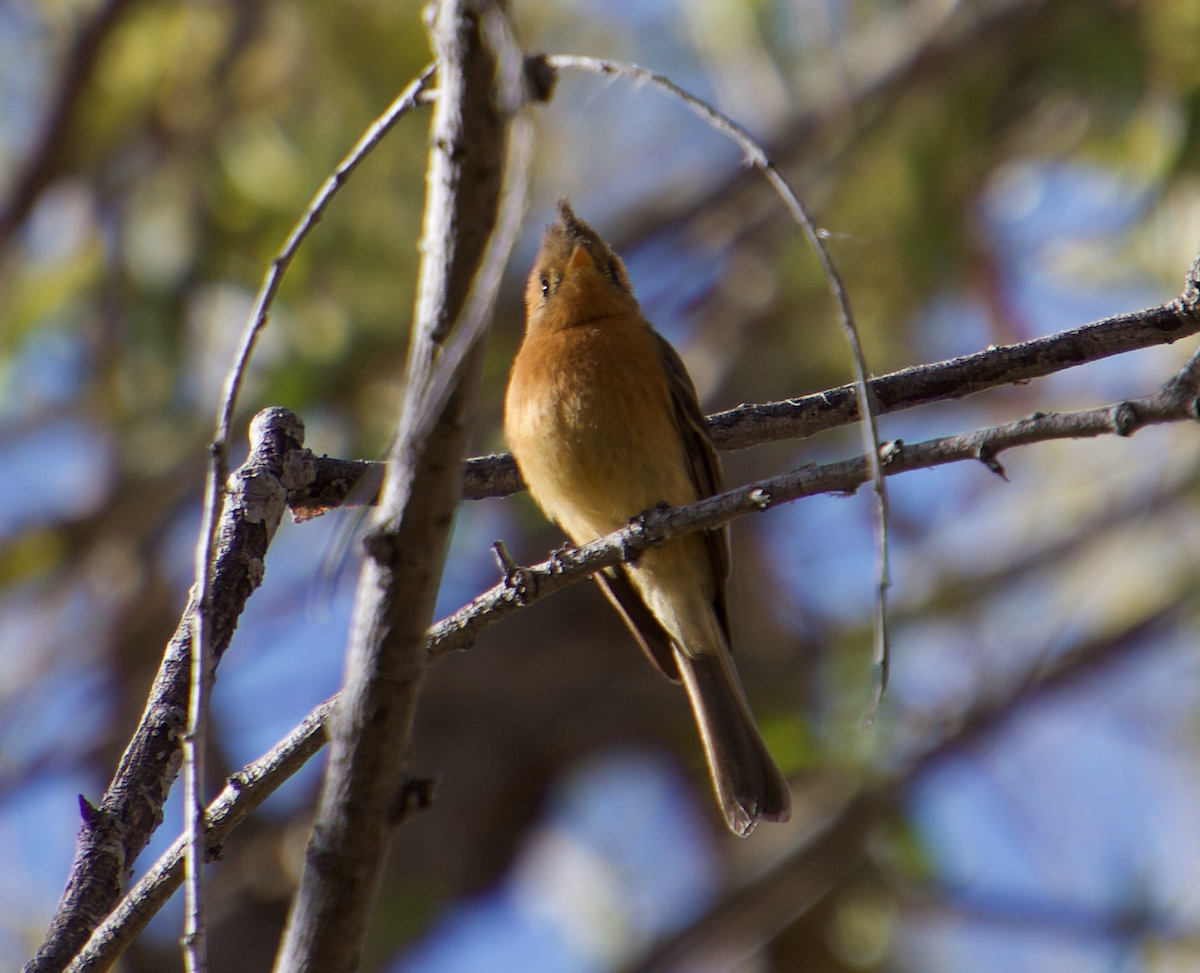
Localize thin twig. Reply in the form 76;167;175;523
271;4;515;967
426;352;1200;659
216;65;436;454
182;470;215;972
179;64;437;973
66;701;335;973
544;53;891;713
77;377;1200;960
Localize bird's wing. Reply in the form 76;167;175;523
593;568;681;682
652;330;733;642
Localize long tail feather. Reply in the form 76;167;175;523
673;646;792;836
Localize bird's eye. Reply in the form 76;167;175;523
540;276;550;298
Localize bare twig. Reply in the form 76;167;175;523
182;482;215;972
59;345;1200;962
271;4;516;968
216;64;436;458
178;64;437;973
23;409;312;973
604;0;1047;258
65;701;335;973
543;53;893;719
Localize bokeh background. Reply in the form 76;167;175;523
4;0;1200;969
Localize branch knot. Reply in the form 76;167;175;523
1112;402;1138;437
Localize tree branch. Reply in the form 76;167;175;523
270;3;515;968
64;701;336;973
22;409;313;973
290;266;1200;514
65;358;1200;962
424;339;1200;658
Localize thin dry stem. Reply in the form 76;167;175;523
182;66;435;973
543;53;892;719
78;353;1200;955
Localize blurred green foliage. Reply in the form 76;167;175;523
6;0;1200;969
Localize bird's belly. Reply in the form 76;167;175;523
510;344;696;544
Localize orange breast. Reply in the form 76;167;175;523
505;316;698;544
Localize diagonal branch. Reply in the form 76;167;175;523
542;51;894;718
60;330;1200;962
64;701;336;973
289;263;1200;513
424;369;1200;659
22;409;314;973
270;4;520;969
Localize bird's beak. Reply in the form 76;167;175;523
567;244;594;274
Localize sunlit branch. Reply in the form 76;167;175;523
289;263;1200;516
76;374;1200;960
270;6;518;968
179;64;436;973
64;701;335;973
425;346;1200;657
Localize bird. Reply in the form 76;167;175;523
504;199;792;836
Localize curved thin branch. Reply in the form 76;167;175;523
65;701;336;973
182;64;436;973
542;51;894;718
604;0;1047;257
213;64;436;459
62;338;1200;959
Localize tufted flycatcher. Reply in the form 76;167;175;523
504;200;791;836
